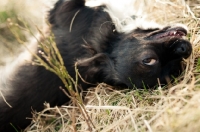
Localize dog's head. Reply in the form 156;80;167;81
110;25;192;88
60;1;193;89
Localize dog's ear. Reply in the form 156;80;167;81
77;53;110;66
76;53;116;83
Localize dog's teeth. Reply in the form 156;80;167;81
174;31;177;35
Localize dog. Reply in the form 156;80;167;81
0;0;192;131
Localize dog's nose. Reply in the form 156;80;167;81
175;42;192;58
176;43;187;53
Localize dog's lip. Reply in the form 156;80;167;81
149;27;187;39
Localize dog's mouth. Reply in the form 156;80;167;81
147;26;191;58
149;27;187;39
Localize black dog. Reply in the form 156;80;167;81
0;0;192;131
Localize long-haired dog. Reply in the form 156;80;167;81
0;0;192;131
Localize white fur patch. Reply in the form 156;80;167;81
86;0;163;33
0;0;57;31
0;0;54;101
0;34;38;99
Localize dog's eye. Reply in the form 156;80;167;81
142;58;157;66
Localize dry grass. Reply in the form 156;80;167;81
1;0;200;132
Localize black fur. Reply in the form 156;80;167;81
0;0;192;131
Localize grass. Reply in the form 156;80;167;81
1;0;200;132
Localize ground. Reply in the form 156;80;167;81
0;0;200;132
